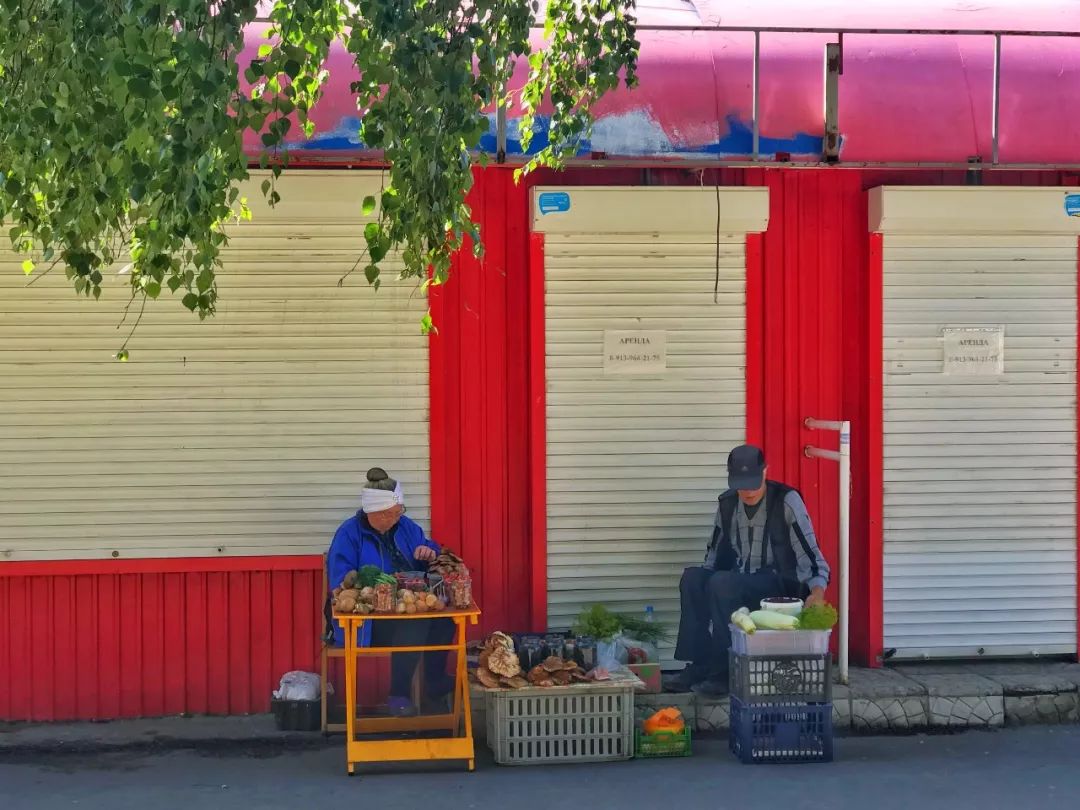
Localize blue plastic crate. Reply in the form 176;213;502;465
729;696;833;764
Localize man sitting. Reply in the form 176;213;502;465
670;444;831;696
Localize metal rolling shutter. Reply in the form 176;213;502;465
0;170;429;561
875;187;1079;658
533;187;768;655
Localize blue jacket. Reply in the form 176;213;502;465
326;512;440;647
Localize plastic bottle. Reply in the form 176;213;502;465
644;605;655;623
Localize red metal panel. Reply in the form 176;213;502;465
4;580;30;719
429;166;536;637
0;560;328;721
866;232;886;665
745;232;765;447
162;572;187;715
528;231;548;632
506;175;533;621
1076;235;1080;659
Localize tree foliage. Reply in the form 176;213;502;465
0;0;638;338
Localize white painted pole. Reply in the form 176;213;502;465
804;417;852;685
838;421;851;686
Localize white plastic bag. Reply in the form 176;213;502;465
597;635;629;670
273;670;324;702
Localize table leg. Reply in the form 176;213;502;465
344;618;360;775
457;617;475;771
450;617;464;732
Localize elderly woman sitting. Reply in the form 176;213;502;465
327;467;455;717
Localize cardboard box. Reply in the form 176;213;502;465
629;663;661;693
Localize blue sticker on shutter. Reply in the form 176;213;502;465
1065;194;1080;217
537;192;571;215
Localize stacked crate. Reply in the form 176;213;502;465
727;627;834;764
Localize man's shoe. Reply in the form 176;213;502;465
691;678;729;698
387;696;418;717
664;665;706;693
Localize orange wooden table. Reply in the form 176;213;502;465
335;604;481;776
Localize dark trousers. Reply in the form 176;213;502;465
675;567;783;677
371;618;456;698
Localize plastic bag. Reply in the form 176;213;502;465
621;637;659;665
597;634;629;670
273;670;324;702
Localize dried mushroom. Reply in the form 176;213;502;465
487;647;522;678
541;656;564;673
485;631;515;652
506;676;529;689
552;671;572;686
476;668;501;689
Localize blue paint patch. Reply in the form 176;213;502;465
292;116;364;151
1066;194;1080;217
537;191;571;215
478;114;592;157
286;112;824;159
701;116;823;157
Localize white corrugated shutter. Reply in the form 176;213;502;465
874;187;1079;658
533;187;769;655
0;170;429;561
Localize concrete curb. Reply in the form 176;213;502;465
3;663;1077;755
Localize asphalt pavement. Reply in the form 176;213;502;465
1;726;1076;810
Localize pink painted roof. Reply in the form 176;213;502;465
242;2;1080;163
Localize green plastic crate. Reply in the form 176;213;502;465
635;727;692;758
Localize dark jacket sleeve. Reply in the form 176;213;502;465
705;504;736;571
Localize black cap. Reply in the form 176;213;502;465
728;444;766;491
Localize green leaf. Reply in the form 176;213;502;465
167;276;182;293
258;44;274;58
115;350;129;363
182;293;199;311
361;195;377;216
21;259;34;275
363;264;379;285
364;222;379;242
145;281;161;298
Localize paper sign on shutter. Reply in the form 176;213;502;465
603;330;667;375
943;327;1004;376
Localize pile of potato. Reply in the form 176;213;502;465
395;588;446;614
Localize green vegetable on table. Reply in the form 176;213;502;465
618;614;670;644
797;603;839;630
748;610;800;630
731;609;757;634
572;604;671;643
358;565;393;589
573;604;623;641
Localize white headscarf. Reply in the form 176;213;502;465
361;481;404;514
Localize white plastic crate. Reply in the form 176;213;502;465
730;626;831;656
485;683;636;765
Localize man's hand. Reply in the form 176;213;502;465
413;546;437;563
805;587;826;608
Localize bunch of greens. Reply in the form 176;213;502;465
357;565;395;589
572;604;670;643
797;603;839;631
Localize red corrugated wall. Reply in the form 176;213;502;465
4;165;1077;721
0;558;323;721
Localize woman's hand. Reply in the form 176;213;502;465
413;546;437;563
